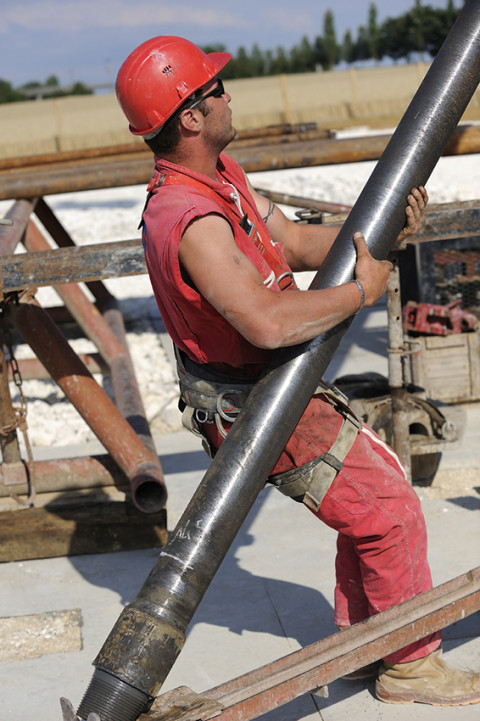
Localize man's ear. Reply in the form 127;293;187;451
178;108;202;134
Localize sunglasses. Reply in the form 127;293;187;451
185;79;225;110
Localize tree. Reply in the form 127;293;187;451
314;9;340;71
380;13;412;62
367;2;381;62
409;0;427;59
290;36;315;73
250;43;265;76
0;79;27;103
323;9;340;69
341;30;355;65
272;46;291;75
235;46;255;77
45;74;60;87
354;25;371;62
70;82;93;96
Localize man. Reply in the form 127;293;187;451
116;36;480;705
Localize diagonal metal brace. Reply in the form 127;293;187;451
144;567;480;721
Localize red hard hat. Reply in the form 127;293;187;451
116;36;231;136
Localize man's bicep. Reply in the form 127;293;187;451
179;214;267;320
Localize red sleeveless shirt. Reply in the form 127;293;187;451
142;152;295;373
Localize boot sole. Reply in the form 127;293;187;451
376;681;480;706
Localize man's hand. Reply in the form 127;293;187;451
353;232;393;307
396;186;429;244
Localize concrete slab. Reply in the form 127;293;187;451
0;302;479;721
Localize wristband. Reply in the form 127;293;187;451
352;279;365;314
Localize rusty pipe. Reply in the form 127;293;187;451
0;199;37;257
23;221;158;459
254;188;352;215
386;263;412;481
5;295;166;513
0;453;128;497
2;125;480;202
23;221;127;363
11;353;107;381
34;197;112;304
77;5;480;719
146;567;480;721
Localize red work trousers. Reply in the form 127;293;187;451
312;422;441;663
203;394;441;664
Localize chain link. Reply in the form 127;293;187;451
0;303;37;505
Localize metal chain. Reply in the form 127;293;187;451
1;309;37;505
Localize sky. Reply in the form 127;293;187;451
1;0;461;89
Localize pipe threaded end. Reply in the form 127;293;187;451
77;669;152;721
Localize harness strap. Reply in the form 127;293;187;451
143;169;296;291
175;343;362;504
175;346;257;439
268;409;361;511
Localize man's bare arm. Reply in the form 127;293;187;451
179;214;392;349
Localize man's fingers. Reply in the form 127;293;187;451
353;231;367;252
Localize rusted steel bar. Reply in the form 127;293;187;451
5;294;167;513
231;129;332;149
11;353;107;381
2;125;480;201
146;567;480;721
99;295;157;457
0;124;322;173
0;142;145;171
254;188;352;215
0;238;144;292
23;219;159;461
386;263;412;481
234;122;321;140
414;199;480;242
0;199;37;257
34;197;112;303
1;201;479;295
0;454;128;497
0;153;151;201
23;220;130;364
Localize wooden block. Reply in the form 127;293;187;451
409;331;480;403
0;501;167;562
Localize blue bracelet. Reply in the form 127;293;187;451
352;279;365;313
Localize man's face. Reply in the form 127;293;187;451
196;78;236;151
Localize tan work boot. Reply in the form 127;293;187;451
376;650;480;705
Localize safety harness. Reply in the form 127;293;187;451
176;346;362;511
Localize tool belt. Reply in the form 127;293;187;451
175;347;362;510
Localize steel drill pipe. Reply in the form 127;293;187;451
77;5;480;720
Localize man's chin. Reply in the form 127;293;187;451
226;127;237;148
